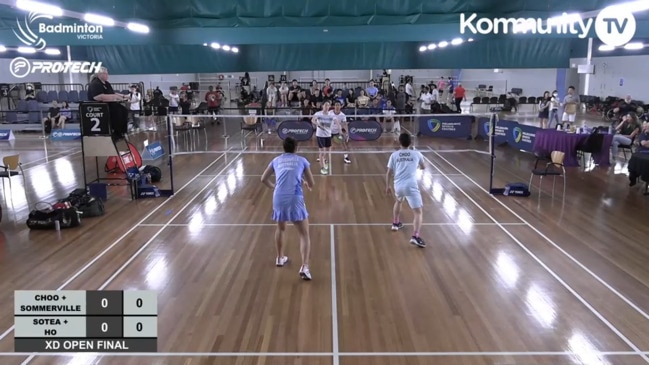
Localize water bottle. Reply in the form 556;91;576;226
55;220;60;231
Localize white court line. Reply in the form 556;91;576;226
21;150;82;170
4;351;647;357
198;173;464;177
0;149;233;344
420;150;649;362
137;223;528;227
429;150;649;329
330;225;340;365
19;151;245;365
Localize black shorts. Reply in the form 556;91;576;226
169;106;179;112
317;136;332;148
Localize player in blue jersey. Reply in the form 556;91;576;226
385;133;426;247
261;137;316;280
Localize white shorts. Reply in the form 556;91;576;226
394;185;423;209
562;112;576;122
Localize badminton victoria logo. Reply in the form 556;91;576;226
512;127;523;143
427;119;442;133
459;6;636;47
9;11;103;78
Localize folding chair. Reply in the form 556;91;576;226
529;151;566;198
0;154;27;214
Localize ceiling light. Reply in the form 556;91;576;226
44;48;60;55
203;43;207;46
17;46;36;54
610;0;649;13
451;38;463;45
418;46;427;52
222;45;231;51
598;45;615;51
231;47;239;53
438;41;448;48
427;44;436;50
127;22;149;34
624;42;644;50
83;13;115;26
210;42;220;49
16;0;63;16
0;45;6;52
468;38;474;42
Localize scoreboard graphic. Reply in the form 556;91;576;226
14;290;157;352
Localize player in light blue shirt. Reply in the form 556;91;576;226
261;137;316;280
385;133;426;247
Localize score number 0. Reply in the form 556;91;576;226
97;297;146;333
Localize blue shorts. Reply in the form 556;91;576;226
394;185;423;209
272;194;309;222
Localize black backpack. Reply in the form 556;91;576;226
63;188;105;217
27;205;81;230
142;165;162;183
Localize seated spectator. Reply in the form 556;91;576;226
382;99;397;132
638;122;649;153
614;95;636;116
322;79;333;99
334;89;345;106
612;113;640;160
356;89;370;108
60;101;72;121
345;88;356;108
369;98;383;121
288;79;301;106
309;89;323;109
366;81;378;98
43;100;66;133
301;98;313;122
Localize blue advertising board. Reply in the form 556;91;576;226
277;121;314;141
508;123;539;152
50;128;81;141
348;120;382;141
141;141;165;160
0;130;15;141
418;116;473;139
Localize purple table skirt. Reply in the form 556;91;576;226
533;130;613;167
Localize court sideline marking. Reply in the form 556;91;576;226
138;223;527;227
0;148;234;344
330;225;340;365
18;151;245;365
419;152;649;362
429;150;649;328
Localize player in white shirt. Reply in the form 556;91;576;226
385;133;426;247
419;87;433;113
329;101;351;164
312;101;334;175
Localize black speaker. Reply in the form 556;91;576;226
33;82;42;90
268;75;275;82
189;82;199;90
280;74;287;82
0;84;9;97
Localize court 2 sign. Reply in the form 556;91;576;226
9;11;103;78
460;6;636;47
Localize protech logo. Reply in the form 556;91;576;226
459;6;636;47
14;11;103;50
9;57;102;79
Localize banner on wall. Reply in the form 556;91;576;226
417;116;473;139
0;130;16;141
277;121;314;141
348;120;382;141
50;128;82;141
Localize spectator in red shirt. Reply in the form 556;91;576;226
453;84;466;113
322;78;333;99
205;86;222;124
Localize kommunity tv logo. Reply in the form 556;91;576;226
9;11;103;78
459;5;636;47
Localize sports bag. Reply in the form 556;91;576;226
62;189;105;217
26;203;81;230
142;165;162;183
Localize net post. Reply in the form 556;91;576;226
488;113;505;195
166;114;175;195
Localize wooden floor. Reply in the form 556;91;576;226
1;111;649;365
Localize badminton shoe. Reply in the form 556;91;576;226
299;265;312;280
276;256;288;267
391;222;404;231
409;236;426;248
